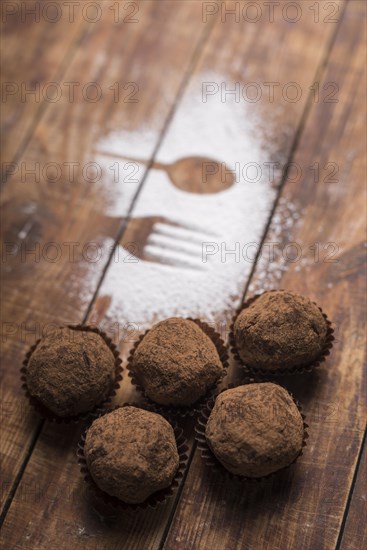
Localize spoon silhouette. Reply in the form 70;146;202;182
96;152;235;194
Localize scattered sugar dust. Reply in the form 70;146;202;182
248;195;301;294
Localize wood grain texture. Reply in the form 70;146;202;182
0;2;345;549
0;0;208;510
339;439;367;550
163;2;366;550
0;0;86;169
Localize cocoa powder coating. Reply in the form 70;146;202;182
84;407;179;504
234;290;328;371
26;327;116;417
205;383;304;477
132;318;224;406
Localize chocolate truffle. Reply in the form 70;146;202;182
132;318;224;406
26;327;116;417
84;407;179;504
234;290;328;372
205;383;304;477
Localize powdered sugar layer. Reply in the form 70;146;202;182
95;73;278;328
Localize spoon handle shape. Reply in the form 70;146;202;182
92;149;168;170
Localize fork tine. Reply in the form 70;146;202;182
144;244;209;271
153;222;219;244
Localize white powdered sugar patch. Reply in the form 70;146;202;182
95;73;279;328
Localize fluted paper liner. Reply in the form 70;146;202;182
20;324;123;423
195;381;309;482
127;318;229;417
77;402;189;510
229;290;334;377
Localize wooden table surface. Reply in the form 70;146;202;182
1;1;366;549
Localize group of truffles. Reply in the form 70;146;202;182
23;289;331;504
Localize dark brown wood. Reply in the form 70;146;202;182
163;3;366;549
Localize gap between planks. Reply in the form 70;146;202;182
158;2;351;546
335;425;367;550
0;7;219;527
239;0;348;306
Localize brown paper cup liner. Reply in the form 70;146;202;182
229;290;334;377
77;402;189;510
195;381;309;482
127;318;229;418
20;324;123;423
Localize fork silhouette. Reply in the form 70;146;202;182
120;216;219;271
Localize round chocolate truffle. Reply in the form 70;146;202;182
26;327;116;417
205;383;304;477
132;318;224;406
234;290;328;372
84;406;179;504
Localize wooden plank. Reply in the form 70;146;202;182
0;0;209;510
1;0;86;169
0;2;343;549
339;438;367;550
163;2;366;549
